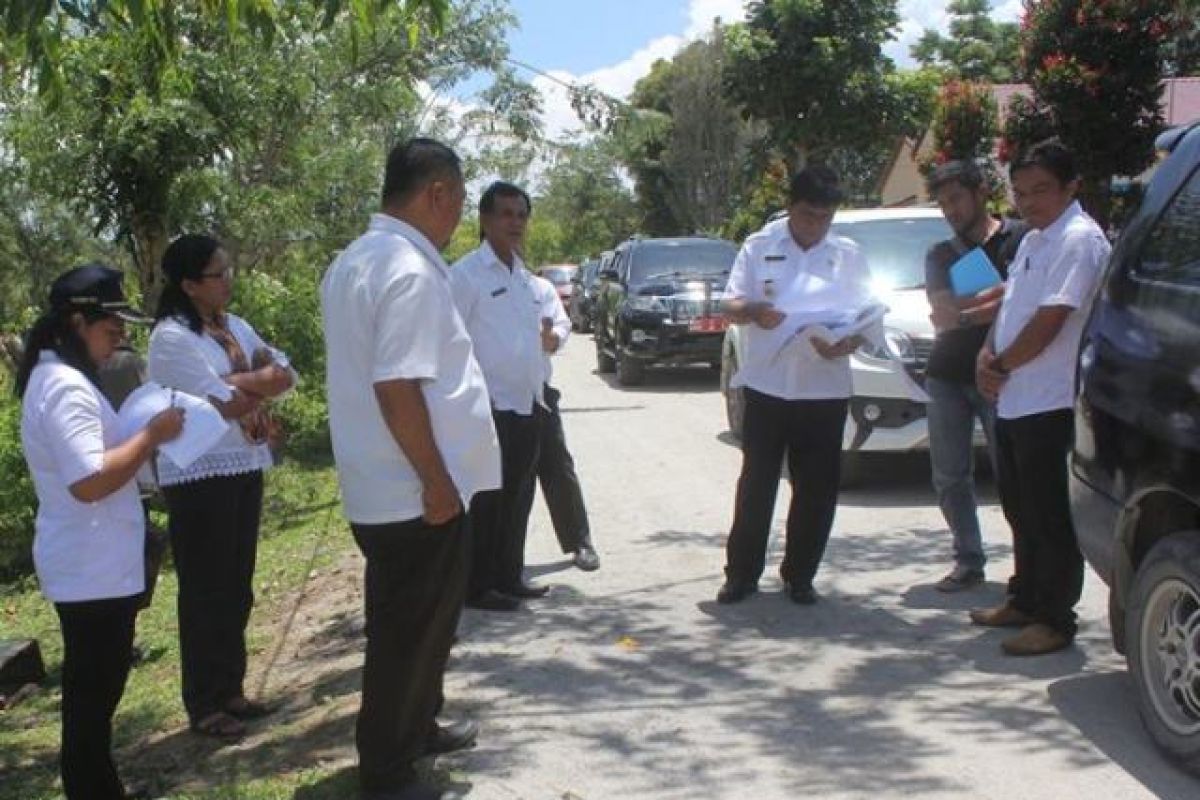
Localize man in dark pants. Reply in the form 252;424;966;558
972;139;1110;656
717;166;873;605
452;182;555;609
921;160;1028;592
322;139;500;800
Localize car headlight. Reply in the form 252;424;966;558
627;295;670;314
857;328;915;363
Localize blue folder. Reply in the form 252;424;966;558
948;247;1002;297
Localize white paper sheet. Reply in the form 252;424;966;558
116;382;232;470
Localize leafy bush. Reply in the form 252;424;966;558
0;386;36;580
231;251;330;460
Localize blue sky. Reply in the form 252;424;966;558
455;0;1023;140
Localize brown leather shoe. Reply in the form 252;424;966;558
1001;623;1072;656
969;602;1033;628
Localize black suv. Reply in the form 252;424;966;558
594;236;738;385
1071;121;1200;772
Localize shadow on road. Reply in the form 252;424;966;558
594;365;721;394
1049;671;1200;800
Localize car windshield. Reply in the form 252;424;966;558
631;240;738;283
831;217;952;291
541;267;576;285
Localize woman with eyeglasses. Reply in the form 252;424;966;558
147;234;295;741
17;264;184;799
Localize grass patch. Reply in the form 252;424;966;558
0;459;355;800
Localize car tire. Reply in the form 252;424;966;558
596;337;616;374
616;348;645;386
720;343;745;440
1126;531;1200;773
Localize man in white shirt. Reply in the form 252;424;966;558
717;166;872;606
529;273;601;572
451;182;554;609
321;139;500;800
971;139;1111;657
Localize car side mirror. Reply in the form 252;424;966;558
599;269;619;281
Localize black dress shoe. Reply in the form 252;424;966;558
465;590;520;611
501;581;549;599
573;544;600;572
716;580;758;604
787;584;818;605
423;719;478;755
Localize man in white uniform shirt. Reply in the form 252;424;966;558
717;166;872;606
321;139;500;800
971;140;1110;656
451;182;553;610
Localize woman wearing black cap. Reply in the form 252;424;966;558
16;264;184;800
147;234;295;741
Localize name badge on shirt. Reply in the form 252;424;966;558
764;255;786;262
763;278;776;300
491;287;508;298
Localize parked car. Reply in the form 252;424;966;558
1070;121;1200;772
570;257;603;332
594;236;738;386
720;208;960;480
540;264;578;318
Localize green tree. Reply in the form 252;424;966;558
1;0;518;298
1005;0;1171;226
911;0;1023;83
1163;0;1200;76
535;140;637;263
620;27;763;236
722;0;902;166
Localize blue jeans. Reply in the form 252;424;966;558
926;376;996;572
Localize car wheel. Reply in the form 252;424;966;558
596;336;616;374
720;344;745;439
1126;531;1200;773
616;348;645;386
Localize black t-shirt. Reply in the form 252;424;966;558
924;218;1030;384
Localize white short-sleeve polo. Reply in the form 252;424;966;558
994;201;1111;420
20;353;145;603
725;219;874;400
321;214;501;525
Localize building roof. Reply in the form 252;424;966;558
987;78;1200;128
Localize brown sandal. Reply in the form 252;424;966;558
190;711;246;741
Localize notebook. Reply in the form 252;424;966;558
948;247;1003;297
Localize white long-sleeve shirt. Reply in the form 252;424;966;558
530;273;571;385
450;242;548;414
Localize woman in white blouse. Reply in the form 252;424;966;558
18;264;183;800
148;234;295;741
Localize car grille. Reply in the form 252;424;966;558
670;296;721;322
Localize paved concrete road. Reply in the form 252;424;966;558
445;337;1200;800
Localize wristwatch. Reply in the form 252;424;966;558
957;310;971;328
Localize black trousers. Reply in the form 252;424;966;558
55;594;140;800
351;515;469;793
162;471;263;724
995;409;1084;636
725;390;848;588
536;385;592;554
469;408;543;596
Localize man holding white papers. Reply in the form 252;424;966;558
717;166;872;606
971;140;1110;656
922;160;1028;593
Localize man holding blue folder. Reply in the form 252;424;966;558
923;160;1028;593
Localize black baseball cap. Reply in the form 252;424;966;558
48;263;151;323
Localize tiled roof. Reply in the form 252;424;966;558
990;78;1200;127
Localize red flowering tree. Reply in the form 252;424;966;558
1003;0;1173;225
923;80;999;170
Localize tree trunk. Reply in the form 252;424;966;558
1078;174;1112;233
130;213;170;309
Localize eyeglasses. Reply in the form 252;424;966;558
198;267;233;281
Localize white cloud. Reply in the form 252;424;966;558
684;0;749;38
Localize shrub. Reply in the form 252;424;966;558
0;386;36;580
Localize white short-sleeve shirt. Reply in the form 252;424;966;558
147;313;291;485
530;273;571;386
994;201;1111;420
321;213;501;525
21;353;145;602
725;219;874;400
449;243;548;414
